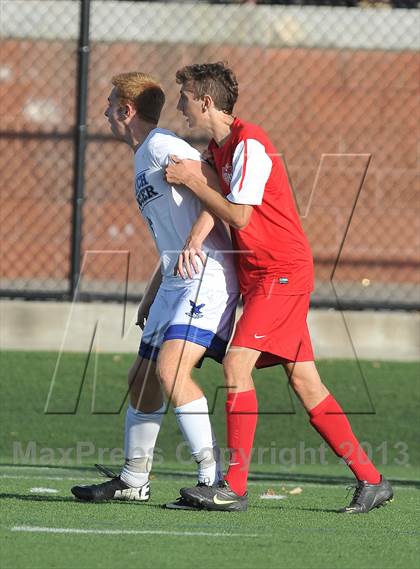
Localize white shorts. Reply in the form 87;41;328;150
139;279;239;365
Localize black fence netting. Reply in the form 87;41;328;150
1;0;419;309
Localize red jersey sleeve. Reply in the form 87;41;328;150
226;138;272;205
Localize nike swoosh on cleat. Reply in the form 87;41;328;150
213;496;237;505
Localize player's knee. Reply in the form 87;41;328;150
288;373;305;394
223;353;235;382
223;353;245;388
288;371;323;398
128;364;141;389
156;361;177;392
127;368;143;401
156;362;168;387
128;357;151;386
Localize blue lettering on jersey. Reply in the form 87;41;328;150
135;169;160;210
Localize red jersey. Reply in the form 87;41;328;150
209;117;314;297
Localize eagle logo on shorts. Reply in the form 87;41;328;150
186;300;206;319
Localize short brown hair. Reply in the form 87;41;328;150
111;72;165;124
176;62;238;114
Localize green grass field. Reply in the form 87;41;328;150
1;351;419;569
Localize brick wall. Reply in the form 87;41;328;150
1;39;418;297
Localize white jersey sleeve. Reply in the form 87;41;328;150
226;139;272;205
150;133;201;168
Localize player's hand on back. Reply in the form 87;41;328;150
175;236;207;280
165;155;190;186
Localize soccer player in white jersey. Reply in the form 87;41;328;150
71;72;239;508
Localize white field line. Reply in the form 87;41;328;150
0;473;417;490
3;464;419;483
1;474;99;482
0;473;304;485
1;471;418;490
0;473;337;488
3;463;420;485
11;525;260;538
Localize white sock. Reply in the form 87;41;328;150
120;403;164;488
174;396;221;485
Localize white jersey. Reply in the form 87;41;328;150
134;128;238;292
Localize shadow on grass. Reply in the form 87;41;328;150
254;503;340;513
284;506;341;514
0;493;75;503
0;493;163;508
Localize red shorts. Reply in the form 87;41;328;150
230;293;314;368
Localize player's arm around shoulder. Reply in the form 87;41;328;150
166;155;253;231
166;154;220;193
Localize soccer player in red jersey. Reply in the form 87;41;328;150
165;62;393;513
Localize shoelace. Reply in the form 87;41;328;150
345;482;364;505
95;463;119;479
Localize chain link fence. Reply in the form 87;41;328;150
1;0;419;308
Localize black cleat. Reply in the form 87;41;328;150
339;476;393;514
164;496;203;510
180;481;248;512
71;464;150;502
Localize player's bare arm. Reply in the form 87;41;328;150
136;263;162;329
165;155;253;230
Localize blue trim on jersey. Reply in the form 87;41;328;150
163;324;228;355
138;342;160;362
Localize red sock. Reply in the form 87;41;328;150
309;394;381;484
224;389;258;496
